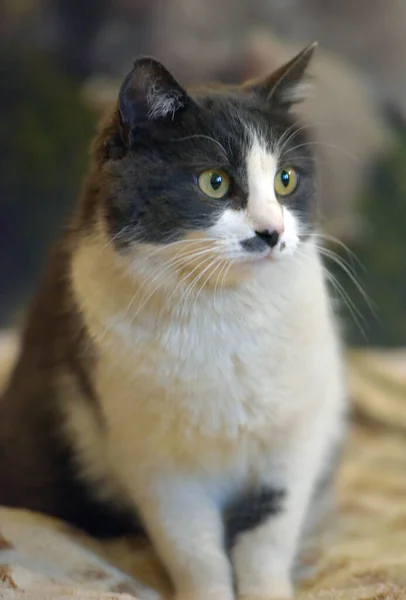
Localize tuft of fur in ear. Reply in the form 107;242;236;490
118;57;189;145
249;42;317;108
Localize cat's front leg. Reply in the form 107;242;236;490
231;421;335;600
132;473;234;600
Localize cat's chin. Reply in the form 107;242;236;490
231;250;290;270
213;253;276;286
238;252;274;265
225;246;297;278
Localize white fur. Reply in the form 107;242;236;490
147;83;184;120
279;81;314;104
69;134;346;600
246;137;284;234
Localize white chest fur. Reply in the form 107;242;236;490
70;238;345;505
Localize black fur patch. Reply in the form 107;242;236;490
224;486;286;549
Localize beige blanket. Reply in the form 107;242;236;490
1;333;406;600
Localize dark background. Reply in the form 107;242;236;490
1;0;405;347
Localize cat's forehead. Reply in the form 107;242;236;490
188;89;302;155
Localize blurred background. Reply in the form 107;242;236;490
1;0;406;348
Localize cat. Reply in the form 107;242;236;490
0;43;347;600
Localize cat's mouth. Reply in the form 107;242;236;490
237;234;289;264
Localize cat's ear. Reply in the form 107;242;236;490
118;57;189;145
249;42;317;108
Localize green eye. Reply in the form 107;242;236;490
198;169;230;199
274;167;298;196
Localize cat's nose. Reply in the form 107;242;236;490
255;229;282;248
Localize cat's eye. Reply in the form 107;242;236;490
198;169;231;199
274;167;298;197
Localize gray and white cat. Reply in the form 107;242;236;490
0;43;347;600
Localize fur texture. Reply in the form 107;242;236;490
0;43;346;600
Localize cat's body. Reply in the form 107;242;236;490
0;45;347;600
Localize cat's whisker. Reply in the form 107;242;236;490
313;244;362;287
221;260;234;303
141;249;226;320
285;141;358;162
178;255;220;315
192;256;227;314
287;155;330;168
324;268;368;325
165;246;223;304
275;123;298;155
276;122;311;155
100;225;132;250
314;245;377;318
306;237;361;280
294;247;368;339
169;134;228;161
213;258;230;311
188;256;230;313
130;244;214;279
310;232;365;271
324;269;368;340
125;246;218;320
277;121;320;156
131;244;217;284
139;237;219;261
121;247;215;320
276;121;332;156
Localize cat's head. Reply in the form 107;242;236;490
81;44;317;291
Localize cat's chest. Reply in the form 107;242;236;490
97;293;295;442
102;294;285;397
